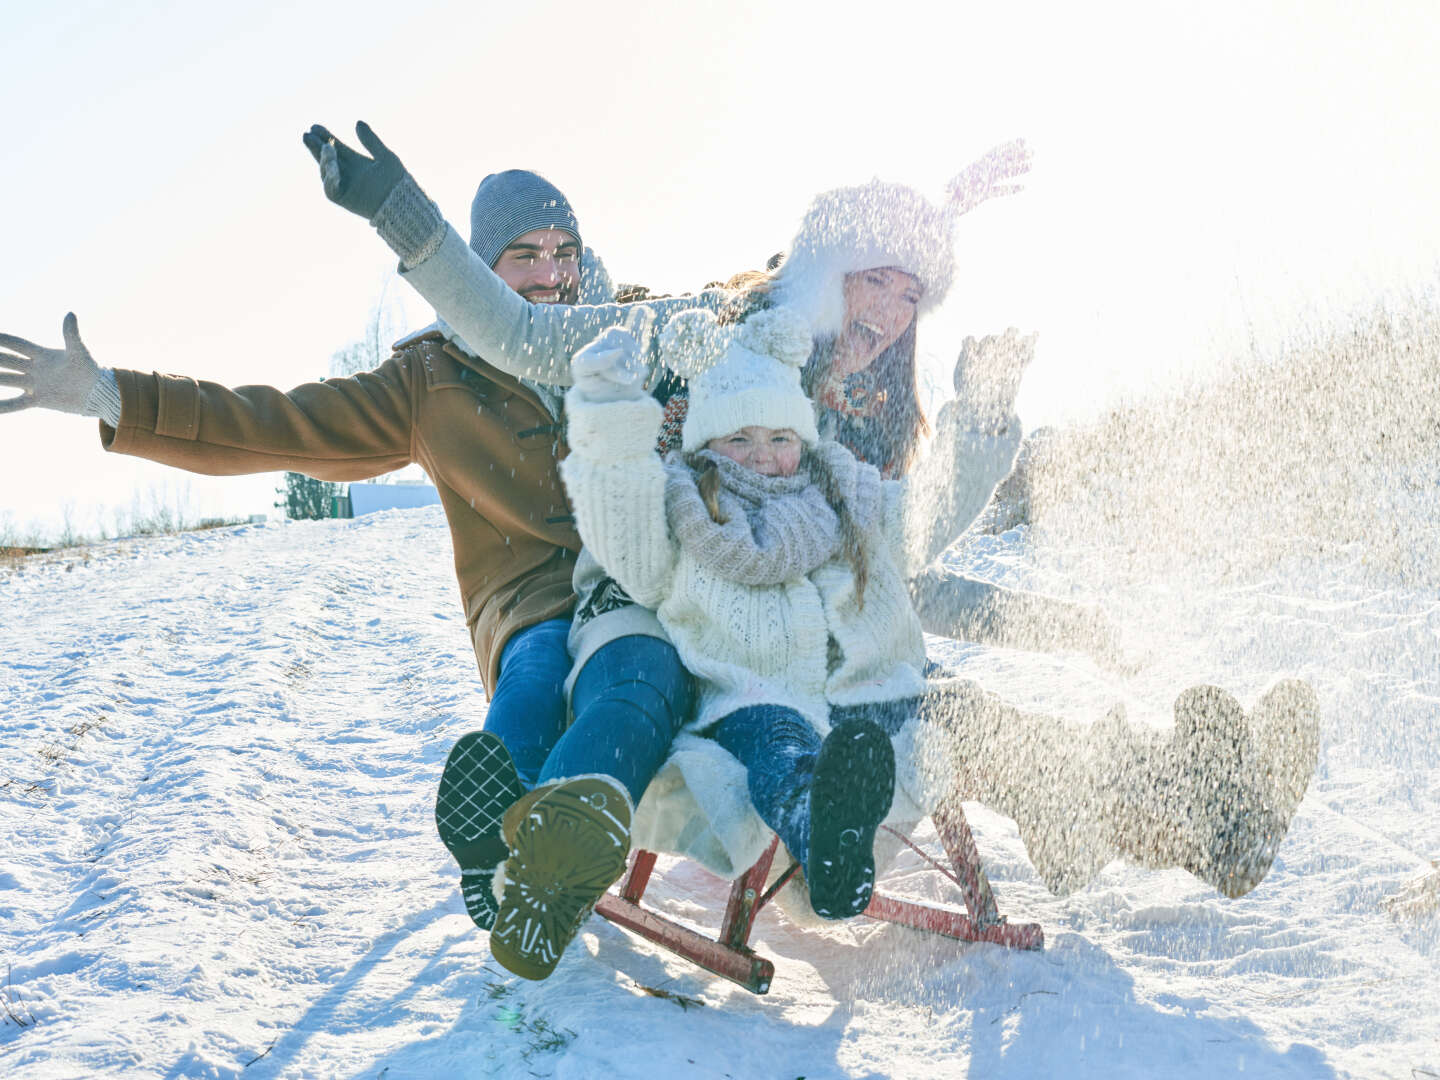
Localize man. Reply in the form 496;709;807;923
0;168;696;981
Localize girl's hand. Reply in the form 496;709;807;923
572;326;647;402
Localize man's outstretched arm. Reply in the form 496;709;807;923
1;315;415;480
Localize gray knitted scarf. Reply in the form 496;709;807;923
664;451;841;585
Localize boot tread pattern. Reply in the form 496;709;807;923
490;778;632;980
434;731;525;929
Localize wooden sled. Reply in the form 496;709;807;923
594;800;1043;995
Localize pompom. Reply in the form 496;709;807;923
737;306;813;368
659;309;728;379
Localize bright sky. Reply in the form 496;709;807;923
5;0;1439;541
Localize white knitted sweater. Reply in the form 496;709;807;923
561;390;1022;881
562;394;930;736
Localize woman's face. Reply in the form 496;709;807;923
831;267;923;376
706;426;803;477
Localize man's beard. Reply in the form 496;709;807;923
520;281;579;305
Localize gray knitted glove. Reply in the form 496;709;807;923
302;122;444;268
951;327;1036;432
0;314;113;419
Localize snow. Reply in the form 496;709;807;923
1;507;1436;1079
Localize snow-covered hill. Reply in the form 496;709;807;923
2;508;1436;1079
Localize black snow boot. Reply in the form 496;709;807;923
434;731;526;930
806;717;896;920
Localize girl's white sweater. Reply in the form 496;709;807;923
564;394;967;735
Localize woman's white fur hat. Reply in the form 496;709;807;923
661;307;820;452
768;178;955;339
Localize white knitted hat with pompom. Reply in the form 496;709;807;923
661;307;819;452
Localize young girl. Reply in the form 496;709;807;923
559;304;977;915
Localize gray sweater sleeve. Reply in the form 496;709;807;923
399;228;726;386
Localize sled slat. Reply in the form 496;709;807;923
595;893;775;994
863;893;1044;950
619;849;658;903
933;802;1002;927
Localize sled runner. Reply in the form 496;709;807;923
594;798;1043;994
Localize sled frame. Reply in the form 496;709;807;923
593;800;1043;995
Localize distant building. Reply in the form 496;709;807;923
346;482;441;517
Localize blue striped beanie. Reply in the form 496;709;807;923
468;170;581;267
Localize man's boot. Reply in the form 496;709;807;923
434;731;526;930
490;776;632;980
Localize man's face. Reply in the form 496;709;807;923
490;227;581;304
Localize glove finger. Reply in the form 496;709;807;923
355;120;395;164
0;371;30;389
0;392;35;414
308;124;336;143
0;332;42;361
62;312;84;351
320;143;343;199
301;129;326;164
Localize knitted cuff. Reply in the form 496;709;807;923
370;172;446;269
83;368;123;427
565;395;663;460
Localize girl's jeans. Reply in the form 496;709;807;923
713;699;919;865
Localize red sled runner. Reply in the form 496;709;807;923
594;799;1043;994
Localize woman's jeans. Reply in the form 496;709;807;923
537;634;694;805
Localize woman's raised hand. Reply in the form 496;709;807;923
951;327;1037;432
301;121;406;220
0;314;103;416
947;139;1033;217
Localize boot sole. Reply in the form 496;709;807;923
491;778;631;980
434;731;525;930
807;720;895;919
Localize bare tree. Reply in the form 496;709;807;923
328;277;410;380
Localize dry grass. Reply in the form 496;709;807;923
1013;292;1440;586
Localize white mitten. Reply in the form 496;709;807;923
571;326;648;403
951;327;1037;432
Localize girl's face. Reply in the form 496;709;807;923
831;267;923;376
706;426;803;477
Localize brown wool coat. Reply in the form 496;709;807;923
100;331;579;693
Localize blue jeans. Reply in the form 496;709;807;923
483;618;573;788
539;635;695;806
714;700;919;865
713;704;822;865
